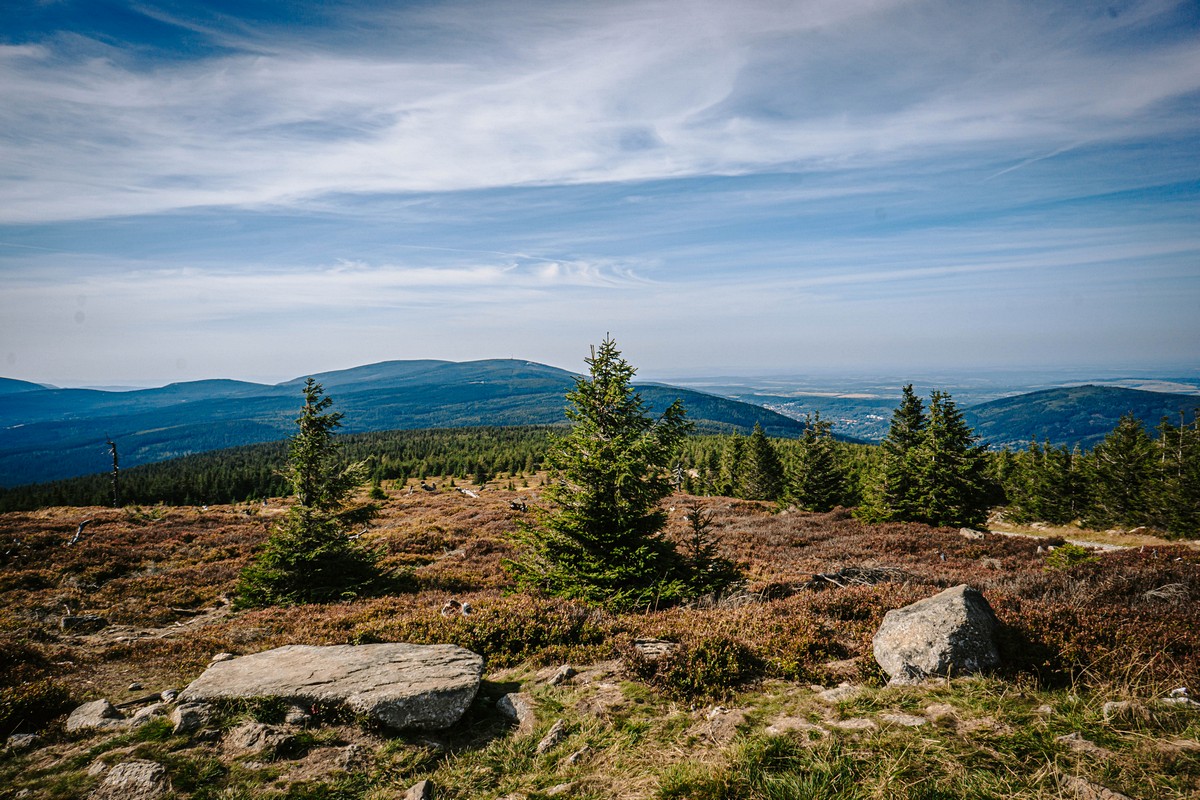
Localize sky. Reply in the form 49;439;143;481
1;0;1198;387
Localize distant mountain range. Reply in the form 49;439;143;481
0;359;810;487
2;360;1196;489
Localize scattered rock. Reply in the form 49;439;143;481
403;780;433;800
1034;704;1054;716
1056;732;1112;758
127;682;143;692
872;585;1000;685
284;704;313;726
87;760;109;778
159;689;179;704
816;683;863;704
67;699;129;733
224;721;295;757
171;703;212;736
339;743;369;771
549;665;577;686
563;745;592;766
61;615;108;633
959;528;985;540
89;759;171;800
696;707;748;745
827;717;877;732
879;712;927;728
764;716;827;738
1060;774;1134;800
6;733;39;752
924;703;958;725
129;703;168;726
181;643;484;731
497;692;537;736
1161;687;1200;708
536;719;570;755
631;639;679;661
545;783;575;796
210;653;235;663
1101;700;1148;724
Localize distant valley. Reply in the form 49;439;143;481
2;359;1197;488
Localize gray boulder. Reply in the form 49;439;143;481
180;643;483;731
170;702;212;736
872;584;999;685
66;699;128;733
90;760;171;800
223;721;294;756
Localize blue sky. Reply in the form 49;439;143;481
2;0;1198;386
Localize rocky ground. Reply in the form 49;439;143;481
1;485;1198;798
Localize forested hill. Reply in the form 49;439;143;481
0;359;808;487
962;385;1200;450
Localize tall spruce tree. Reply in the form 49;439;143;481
863;384;926;521
913;391;991;527
1155;411;1200;537
236;379;382;607
717;433;746;497
791;412;844;512
510;338;698;610
1085;412;1155;529
739;423;786;500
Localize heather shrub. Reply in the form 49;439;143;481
626;635;764;701
0;636;73;736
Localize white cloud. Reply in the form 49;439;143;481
1;0;1197;222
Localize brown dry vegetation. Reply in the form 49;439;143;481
1;484;1198;798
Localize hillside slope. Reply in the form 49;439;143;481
0;360;807;487
962;385;1199;450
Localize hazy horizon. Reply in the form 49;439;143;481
3;1;1198;386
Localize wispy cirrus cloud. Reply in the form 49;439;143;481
2;0;1198;223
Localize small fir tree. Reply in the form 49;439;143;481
791;412;845;512
739;423;786;500
236;379;382;607
913;391;991;527
509;338;700;610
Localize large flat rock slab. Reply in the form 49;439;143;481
180;643;483;731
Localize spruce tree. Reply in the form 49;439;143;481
717;433;745;497
913;391;991;527
510;338;697;610
236;379;382;607
791;412;844;512
863;384;926;521
1085;412;1155;529
739;423;786;500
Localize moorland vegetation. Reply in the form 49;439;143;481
0;340;1198;798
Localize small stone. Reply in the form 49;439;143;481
1034;704;1054;716
171;703;212;736
339;744;369;771
90;759;172;800
159;689;179;703
879;712;927;728
764;716;827;737
631;639;679;661
563;745;592;766
209;653;235;663
536;719;569;755
127;682;143;692
1060;774;1134;800
129;703;168;726
224;721;294;756
6;733;39;752
816;683;862;704
402;780;433;800
497;692;537;736
828;717;877;731
959;528;985;540
1056;732;1112;757
924;703;957;721
549;665;577;686
545;783;575;796
284;704;312;726
66;699;128;733
87;760;109;777
1101;700;1147;724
